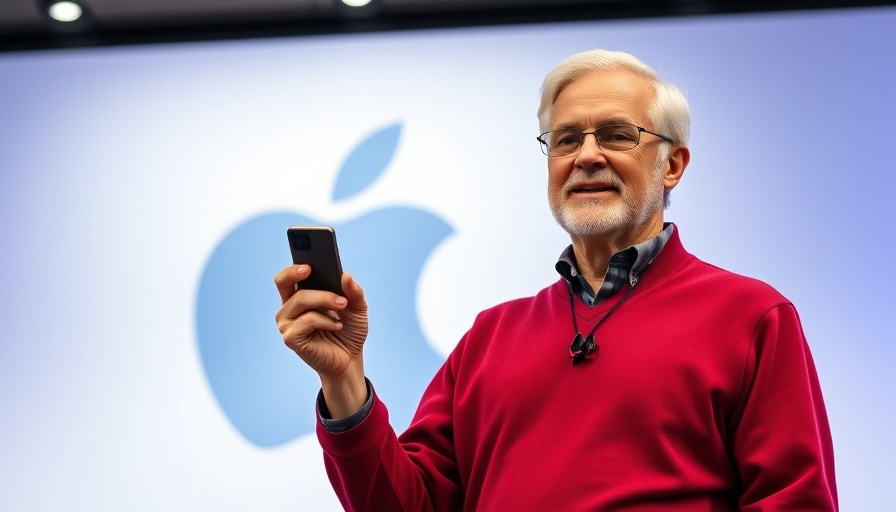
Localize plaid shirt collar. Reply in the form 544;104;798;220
555;223;674;306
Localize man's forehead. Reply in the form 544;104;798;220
549;103;644;129
551;114;637;131
550;70;653;127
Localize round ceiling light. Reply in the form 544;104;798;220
47;1;83;22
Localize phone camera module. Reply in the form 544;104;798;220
294;234;312;251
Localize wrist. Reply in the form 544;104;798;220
319;363;367;420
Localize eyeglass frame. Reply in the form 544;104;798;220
536;123;675;157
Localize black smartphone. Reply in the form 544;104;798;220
286;226;344;295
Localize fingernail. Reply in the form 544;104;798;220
296;265;309;274
334;297;347;307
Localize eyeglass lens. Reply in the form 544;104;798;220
545;124;641;155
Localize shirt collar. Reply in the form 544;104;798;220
555;223;675;306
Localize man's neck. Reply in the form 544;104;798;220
569;218;664;291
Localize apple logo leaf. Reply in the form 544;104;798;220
332;122;401;203
196;122;453;448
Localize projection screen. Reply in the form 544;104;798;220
1;6;894;511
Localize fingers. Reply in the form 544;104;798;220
274;268;369;379
276;265;367;305
276;285;347;338
274;264;309;304
274;267;368;347
277;285;346;322
279;307;343;343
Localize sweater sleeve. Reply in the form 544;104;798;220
316;355;463;512
731;303;838;511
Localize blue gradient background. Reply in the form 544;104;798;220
1;7;894;510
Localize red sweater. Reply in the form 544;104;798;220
317;229;838;511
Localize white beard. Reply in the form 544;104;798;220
549;162;665;237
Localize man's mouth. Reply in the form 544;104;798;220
569;183;617;195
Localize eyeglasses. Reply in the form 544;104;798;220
537;123;674;156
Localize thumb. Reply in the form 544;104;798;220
341;272;367;307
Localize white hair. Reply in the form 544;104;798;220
537;49;691;207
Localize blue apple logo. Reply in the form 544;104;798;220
196;123;452;448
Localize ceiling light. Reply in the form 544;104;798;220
48;1;82;23
40;0;93;34
338;0;380;18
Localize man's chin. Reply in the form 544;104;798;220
552;205;628;237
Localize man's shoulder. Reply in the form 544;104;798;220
683;256;790;305
664;226;789;304
473;280;563;320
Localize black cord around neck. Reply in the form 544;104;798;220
568;279;639;364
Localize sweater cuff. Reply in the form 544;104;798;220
317;383;392;460
317;378;374;433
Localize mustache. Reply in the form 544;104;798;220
561;170;624;194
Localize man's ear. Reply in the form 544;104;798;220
663;145;690;192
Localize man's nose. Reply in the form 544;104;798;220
575;132;607;166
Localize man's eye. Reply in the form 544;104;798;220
554;133;581;147
607;129;637;141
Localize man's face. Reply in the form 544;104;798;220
547;69;668;239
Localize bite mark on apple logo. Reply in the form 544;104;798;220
196;123;452;447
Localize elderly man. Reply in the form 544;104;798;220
274;49;837;511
